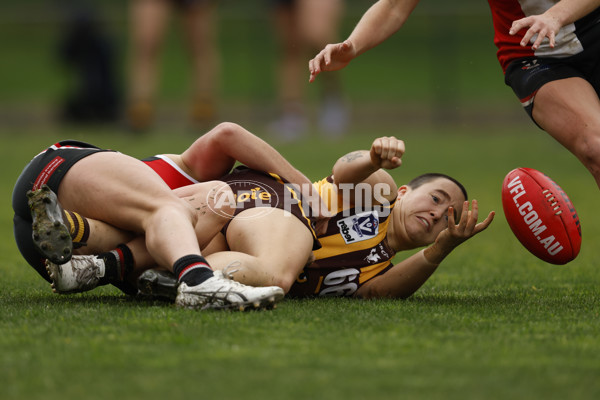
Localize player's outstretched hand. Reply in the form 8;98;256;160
432;200;495;258
370;136;405;170
509;13;561;50
309;40;357;83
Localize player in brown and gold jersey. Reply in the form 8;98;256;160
287;138;494;299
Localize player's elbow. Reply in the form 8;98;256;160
213;122;243;142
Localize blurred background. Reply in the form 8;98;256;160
0;0;531;139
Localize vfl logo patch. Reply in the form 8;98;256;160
337;211;379;244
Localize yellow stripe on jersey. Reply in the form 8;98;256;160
284;183;318;240
315;275;324;294
268;172;284;184
313;176;395;214
314;230;390;260
269;171;318;240
313;176;347;214
359;261;392;284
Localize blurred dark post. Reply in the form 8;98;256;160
58;1;121;124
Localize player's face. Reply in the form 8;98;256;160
397;178;466;247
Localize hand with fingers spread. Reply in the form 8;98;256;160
509;13;561;50
308;40;357;83
370;136;405;170
424;200;495;264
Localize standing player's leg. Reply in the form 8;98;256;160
531;77;600;188
126;0;170;131
298;0;348;135
181;0;219;127
269;0;308;140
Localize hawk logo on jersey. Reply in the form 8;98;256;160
337;211;379;244
364;248;381;264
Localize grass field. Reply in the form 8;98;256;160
1;1;599;398
1;123;599;400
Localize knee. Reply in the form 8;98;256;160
236;263;298;293
573;130;600;171
151;199;198;228
265;255;311;294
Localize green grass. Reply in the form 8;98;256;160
1;124;599;400
0;1;598;398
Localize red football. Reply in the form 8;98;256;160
501;168;581;264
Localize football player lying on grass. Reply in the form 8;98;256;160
37;132;495;300
14;122;325;310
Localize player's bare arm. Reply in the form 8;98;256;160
177;122;312;187
171;122;326;216
509;0;600;50
332;136;404;202
308;0;421;82
356;200;495;299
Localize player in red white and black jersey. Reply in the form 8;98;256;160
12;139;257;309
309;0;600;193
489;0;600;73
12;122;317;309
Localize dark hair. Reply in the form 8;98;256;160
407;173;468;200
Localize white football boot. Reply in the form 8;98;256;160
45;255;105;294
175;271;284;311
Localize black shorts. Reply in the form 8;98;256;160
220;167;321;250
505;45;600;125
12;140;112;281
